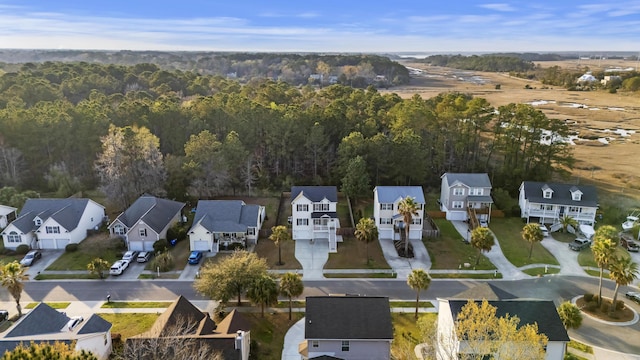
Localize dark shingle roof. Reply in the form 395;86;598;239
305;296;393;340
291;186;338;203
374;186;425;203
521;181;598;207
12;198;98;233
142;295;214;337
442;173;492;188
447;300;570;341
191;200;260;233
111;195;185;233
77;314;112;335
6;303;70;337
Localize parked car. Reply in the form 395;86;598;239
109;260;129;275
122;250;139;262
19;250;42;266
188;251;203;265
569;238;591;251
479;219;488;228
625;291;640;303
538;224;549;237
620;236;640;252
137;251;152;263
0;310;8;322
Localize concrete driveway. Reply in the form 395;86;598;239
24;250;64;279
282;318;305;360
294;239;329;280
540;235;587;276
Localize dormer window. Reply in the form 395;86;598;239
543;190;552;199
570;187;583;201
34;218;42;226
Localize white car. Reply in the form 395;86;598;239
538;224;549;237
122;251;139;262
479;219;489;228
626;292;640;303
109;260;129;276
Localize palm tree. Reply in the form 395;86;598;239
279;272;304;320
521;223;544;259
592;225;618;305
1;261;28;317
557;301;583;330
407;269;431;319
398;196;419;257
354;217;378;264
247;275;279;317
470;227;495;265
608;256;639;316
269;225;291;266
559;215;579;233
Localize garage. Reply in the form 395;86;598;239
293;229;312;240
38;238;70;250
192;240;210;252
378;229;394;239
129;240;155;252
446;210;467;221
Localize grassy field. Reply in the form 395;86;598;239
577;246;631;268
254;234;301;269
98;313;159;339
488;217;559;267
25;302;70;309
101;301;172;309
245;312;304;360
46;234;124;271
391;313;435;360
426;219;495;270
325;236;391;269
522;267;561;276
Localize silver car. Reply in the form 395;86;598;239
20;250;42;266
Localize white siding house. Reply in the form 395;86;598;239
0;205;17;229
291;186;341;252
439;173;493;222
1;198;105;250
436;299;569;360
373;186;425;240
519;182;598;226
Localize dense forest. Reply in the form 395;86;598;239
0;51;410;88
0;61;574;210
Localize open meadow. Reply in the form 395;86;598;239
388;59;640;209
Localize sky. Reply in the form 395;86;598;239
0;0;639;53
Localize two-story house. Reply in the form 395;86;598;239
108;195;185;252
519;181;598;227
1;198;105;250
291;186;341;252
0;205;17;229
300;296;393;360
437;299;569;360
189;200;265;253
373;186;425;240
439;173;493;223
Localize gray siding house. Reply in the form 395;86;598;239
439;173;493;222
108;195;185;252
301;296;393;360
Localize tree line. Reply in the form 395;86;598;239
0;61;573;209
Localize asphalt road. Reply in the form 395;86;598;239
5;276;639;355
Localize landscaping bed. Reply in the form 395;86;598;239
576;295;635;322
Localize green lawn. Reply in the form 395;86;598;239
425;219;495;270
577;246;630;267
98;313;159;339
489;217;559;267
46;233;124;270
34;273;101;280
324;236;391;270
522;267;561;276
552;231;576;243
25;302;70;309
391;313;434;359
101;301;172;309
429;273;503;279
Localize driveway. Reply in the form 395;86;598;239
540;235;587;276
294;239;329;280
282;318;305;360
378;237;431;279
24;250;64;279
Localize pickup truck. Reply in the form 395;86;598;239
569;238;591;251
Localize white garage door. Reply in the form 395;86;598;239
446;211;468;221
129;241;144;252
378;229;394;240
39;239;55;249
293;230;312;240
56;239;70;249
192;240;210;252
143;240;155;252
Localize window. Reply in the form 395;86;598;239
311;340;319;348
572;192;582;201
139;228;147;237
539;204;553;211
7;231;20;243
380;203;394;210
379;218;392;225
452;201;464;209
569;206;582;213
469;188;483;195
341;341;350;352
296;219;309;226
412;218;422;225
247;228;255;236
34;218;42;226
114;225;126;235
453;188;465;196
543;190;552;199
296;204;308;212
45;226;60;234
313;218;329;226
313;203;330;212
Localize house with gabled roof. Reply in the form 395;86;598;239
0;204;17;229
189;200;265;253
373;186;425;240
128;296;251;360
436;299;569;360
300;296;393;360
1;198;105;250
439;173;493;223
0;303;112;359
108;195;185;252
291;186;341;252
519;181;598;227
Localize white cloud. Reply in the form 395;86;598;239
479;3;515;12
